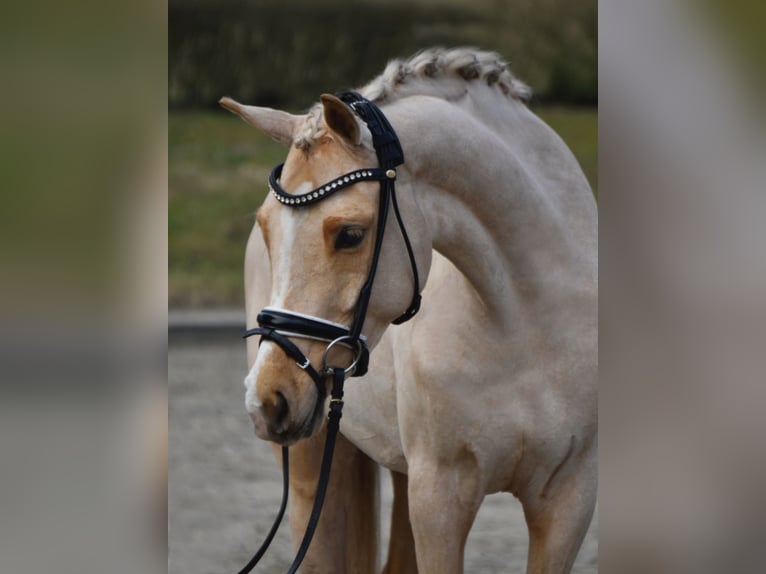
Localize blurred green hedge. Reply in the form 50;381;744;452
169;0;596;110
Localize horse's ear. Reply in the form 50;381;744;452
320;94;361;146
219;97;299;146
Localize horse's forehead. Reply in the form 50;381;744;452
259;140;378;249
282;139;364;189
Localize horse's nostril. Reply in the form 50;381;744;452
273;391;289;433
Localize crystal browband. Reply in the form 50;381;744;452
268;163;396;206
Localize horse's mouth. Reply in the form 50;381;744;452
263;389;326;446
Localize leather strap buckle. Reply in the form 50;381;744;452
296;357;311;370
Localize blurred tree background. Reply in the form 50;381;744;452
169;0;596;109
169;0;597;307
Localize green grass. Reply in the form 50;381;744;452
169;112;282;306
169;107;597;307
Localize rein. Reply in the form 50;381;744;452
235;91;420;574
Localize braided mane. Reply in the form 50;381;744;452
294;47;531;150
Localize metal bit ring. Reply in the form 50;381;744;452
321;336;363;376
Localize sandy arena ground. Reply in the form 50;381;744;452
169;334;597;573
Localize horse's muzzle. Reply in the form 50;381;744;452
247;378;325;445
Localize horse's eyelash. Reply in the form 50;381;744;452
344;227;364;237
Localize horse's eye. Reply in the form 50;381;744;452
335;226;366;250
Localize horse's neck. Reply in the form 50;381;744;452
388;94;597;329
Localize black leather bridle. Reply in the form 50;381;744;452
235;91;421;574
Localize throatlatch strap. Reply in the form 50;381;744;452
389;184;421;323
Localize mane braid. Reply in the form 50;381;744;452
293;47;531;151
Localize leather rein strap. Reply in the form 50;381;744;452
234;92;420;574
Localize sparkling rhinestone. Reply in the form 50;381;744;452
332;183;337;189
319;189;325;195
344;176;350;183
312;192;318;199
349;174;355;180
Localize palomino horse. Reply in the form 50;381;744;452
222;48;597;574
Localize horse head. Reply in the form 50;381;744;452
221;94;428;445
